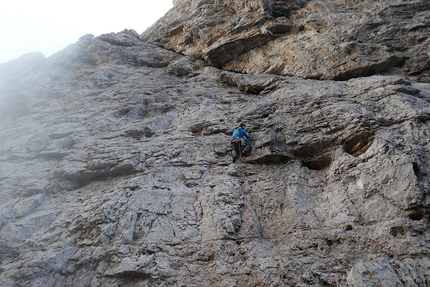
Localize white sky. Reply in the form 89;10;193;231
0;0;173;63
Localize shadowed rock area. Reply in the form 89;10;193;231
0;1;430;287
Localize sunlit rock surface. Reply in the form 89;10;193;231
0;2;430;287
142;0;430;81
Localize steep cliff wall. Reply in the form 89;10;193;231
0;1;430;287
142;0;430;82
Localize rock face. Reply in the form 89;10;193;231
0;52;45;90
141;0;430;82
0;2;429;287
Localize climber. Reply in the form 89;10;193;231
229;122;252;163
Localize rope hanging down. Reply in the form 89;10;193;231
238;145;260;286
249;156;333;287
225;132;333;286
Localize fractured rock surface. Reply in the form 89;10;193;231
0;4;430;287
142;0;430;81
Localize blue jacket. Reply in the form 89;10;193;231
231;127;250;140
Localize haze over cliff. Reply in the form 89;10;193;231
0;1;429;286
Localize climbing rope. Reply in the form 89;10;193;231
249;156;333;287
224;133;334;286
238;144;260;286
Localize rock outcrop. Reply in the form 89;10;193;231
0;1;430;287
141;0;430;82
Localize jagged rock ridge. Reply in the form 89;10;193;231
0;1;429;287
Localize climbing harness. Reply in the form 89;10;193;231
230;138;251;163
230;138;242;163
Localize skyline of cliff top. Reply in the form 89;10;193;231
0;0;173;64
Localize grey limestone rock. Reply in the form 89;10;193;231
0;3;430;287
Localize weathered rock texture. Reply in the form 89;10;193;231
0;2;430;287
142;0;430;82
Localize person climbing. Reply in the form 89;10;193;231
230;122;252;163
